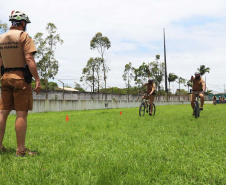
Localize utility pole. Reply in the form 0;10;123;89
58;80;64;100
163;28;168;100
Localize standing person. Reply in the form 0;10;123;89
143;79;156;116
0;10;41;156
190;72;205;115
222;96;225;103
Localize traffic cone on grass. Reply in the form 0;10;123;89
66;115;69;121
120;111;122;115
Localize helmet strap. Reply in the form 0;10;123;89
21;21;27;31
23;23;27;32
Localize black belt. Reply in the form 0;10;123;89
5;67;24;72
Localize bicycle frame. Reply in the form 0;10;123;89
141;99;150;106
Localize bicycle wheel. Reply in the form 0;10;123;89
139;103;145;117
194;101;200;118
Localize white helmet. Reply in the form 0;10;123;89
9;10;31;23
194;71;200;75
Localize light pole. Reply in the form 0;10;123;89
163;28;168;100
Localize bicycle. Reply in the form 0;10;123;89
139;98;156;117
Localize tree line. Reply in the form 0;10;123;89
1;20;211;96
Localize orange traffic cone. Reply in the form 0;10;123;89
120;111;122;115
66;115;69;121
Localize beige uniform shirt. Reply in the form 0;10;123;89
0;26;37;68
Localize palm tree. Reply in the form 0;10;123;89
178;77;186;93
197;65;210;91
168;73;178;93
197;65;210;76
177;77;186;101
186;80;193;93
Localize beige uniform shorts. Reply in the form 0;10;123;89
0;71;33;111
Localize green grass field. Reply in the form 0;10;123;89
0;104;225;184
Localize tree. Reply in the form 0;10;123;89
197;65;210;76
99;87;127;94
149;55;165;93
0;20;8;34
93;58;102;93
90;32;111;100
34;23;63;80
80;57;96;92
80;57;102;92
197;65;210;91
205;89;212;95
48;82;58;90
175;89;188;96
133;62;150;88
74;83;86;92
34;23;63;98
177;77;186;99
64;85;72;88
122;62;134;101
168;73;178;93
186;80;193;93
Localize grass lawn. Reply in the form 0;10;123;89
0;104;225;184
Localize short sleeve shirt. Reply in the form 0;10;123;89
20;32;37;55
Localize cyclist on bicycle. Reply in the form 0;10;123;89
212;95;217;104
190;72;205;115
143;79;156;116
219;96;222;103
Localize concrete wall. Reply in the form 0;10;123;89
32;90;208;101
29;99;191;113
3;89;211;114
33;90;141;101
8;99;213;115
30;100;140;113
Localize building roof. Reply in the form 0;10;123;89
58;87;79;92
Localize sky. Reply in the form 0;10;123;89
1;0;226;93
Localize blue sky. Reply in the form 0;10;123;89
0;0;226;93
